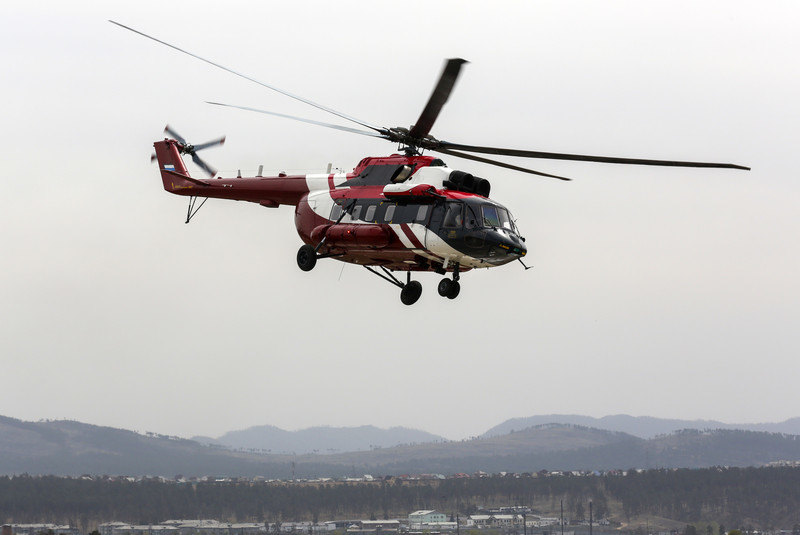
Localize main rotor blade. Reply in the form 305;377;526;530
206;102;386;138
438;141;751;170
110;21;383;133
434;147;573;181
408;58;468;140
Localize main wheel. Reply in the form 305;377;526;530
437;278;453;297
446;280;461;299
296;244;317;272
400;280;422;306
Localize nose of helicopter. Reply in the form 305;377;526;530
483;229;527;262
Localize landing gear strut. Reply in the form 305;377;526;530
296;205;353;272
364;267;422;306
296;243;345;271
437;263;461;300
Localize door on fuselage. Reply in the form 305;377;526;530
424;202;443;249
424;201;464;248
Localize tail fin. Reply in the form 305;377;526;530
152;139;209;193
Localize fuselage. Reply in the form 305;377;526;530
296;177;527;271
153;139;527;273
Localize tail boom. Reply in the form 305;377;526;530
152;139;310;206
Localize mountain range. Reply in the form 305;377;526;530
482;414;800;439
3;414;800;477
197;415;800;453
193;424;445;454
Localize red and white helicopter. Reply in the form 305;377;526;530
115;22;749;305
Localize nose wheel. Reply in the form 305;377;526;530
437;263;461;300
437;278;461;299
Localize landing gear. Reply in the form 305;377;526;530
437;278;460;299
296;244;317;271
297;241;346;272
364;267;422;306
437;263;461;300
400;280;423;305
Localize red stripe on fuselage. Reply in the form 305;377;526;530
400;224;425;250
399;224;446;262
328;174;335;190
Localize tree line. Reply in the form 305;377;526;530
2;467;800;531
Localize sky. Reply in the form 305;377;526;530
1;1;798;442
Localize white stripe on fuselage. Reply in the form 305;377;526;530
304;173;348;194
389;224;415;249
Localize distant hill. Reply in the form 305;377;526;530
483;414;800;439
308;423;638;474
311;425;800;473
0;415;295;477
195;424;445;454
4;415;800;477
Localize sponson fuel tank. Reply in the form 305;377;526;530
310;224;391;248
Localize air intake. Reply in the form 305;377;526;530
443;170;491;197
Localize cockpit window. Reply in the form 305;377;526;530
465;205;480;229
482;205;500;228
497;207;514;231
443;202;464;228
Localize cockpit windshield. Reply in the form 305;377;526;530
436;200;518;234
481;205;516;232
482;205;500;227
496;207;515;232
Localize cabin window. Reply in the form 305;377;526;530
350;204;362;221
414;205;429;222
330;204;344;221
365;204;376;222
384;204;396;222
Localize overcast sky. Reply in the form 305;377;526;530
1;1;797;441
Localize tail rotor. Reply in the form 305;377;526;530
160;124;226;177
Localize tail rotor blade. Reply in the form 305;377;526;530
164;124;187;145
193;136;226;152
191;153;217;177
163;125;223;177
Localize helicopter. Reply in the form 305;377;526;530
113;21;749;306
